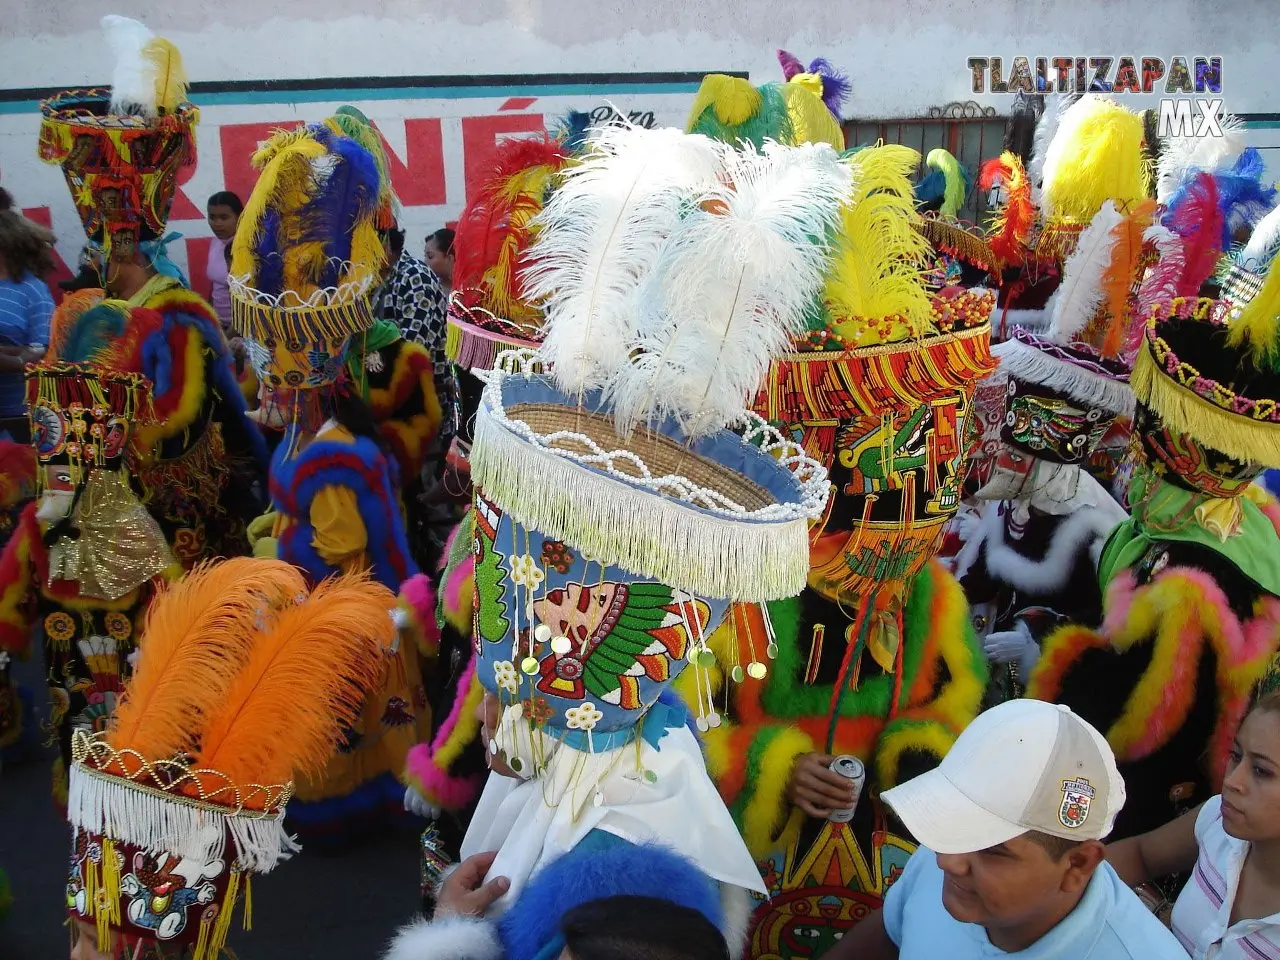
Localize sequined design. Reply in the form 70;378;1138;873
1001;376;1114;465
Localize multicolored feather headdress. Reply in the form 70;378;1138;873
66;559;395;960
447;134;571;370
1037;95;1150;263
470;124;842;753
322;105;400;231
685;61;845;153
37;16;197;269
229;123;384;391
754;143;997;609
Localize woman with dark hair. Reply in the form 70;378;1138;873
0;205;55;442
424;227;455;294
206;189;243;330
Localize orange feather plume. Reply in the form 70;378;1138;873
106;558;307;768
188;572;395;801
980;152;1034;269
1097;199;1156;357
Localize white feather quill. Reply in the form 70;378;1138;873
1155;112;1245;205
1240;199;1280;270
1046;200;1124;344
103;15;157;116
524;123;724;397
609;141;851;439
1029;93;1077;207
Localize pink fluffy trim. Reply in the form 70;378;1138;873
399;572;441;653
403;653;484;810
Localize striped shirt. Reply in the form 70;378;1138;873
0;273;53;417
1171;796;1280;959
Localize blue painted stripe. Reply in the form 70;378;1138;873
0;80;705;115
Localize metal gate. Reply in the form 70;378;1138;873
843;101;1007;227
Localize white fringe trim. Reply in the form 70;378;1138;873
68;766;300;874
471;393;818;604
993;337;1135;417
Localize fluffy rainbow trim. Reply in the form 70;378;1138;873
402;655;485;811
1033;565;1280;786
439;514;476;636
874;717;959;790
368;340;442;482
729;721;816;858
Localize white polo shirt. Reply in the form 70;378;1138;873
883;846;1188;958
1171;796;1280;959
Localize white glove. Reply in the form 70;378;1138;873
982;619;1040;680
949;506;982;543
404;784;440;820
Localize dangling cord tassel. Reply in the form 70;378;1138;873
825;604;873;754
888;607;906;720
242;873;253;932
206;869;241;960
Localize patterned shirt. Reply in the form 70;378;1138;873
373;253;456;442
1171;796;1280;959
372;251;457;463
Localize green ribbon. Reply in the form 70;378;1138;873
345;319;402;400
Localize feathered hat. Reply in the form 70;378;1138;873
913;147;997;289
1037;95;1150;263
37;16;197;269
989;192;1158;469
755;143;997;610
470;124;843;752
447;134;571;371
66;559;395;960
26;304;175;602
1131;250;1280;496
229;123;384;394
685;53;847;153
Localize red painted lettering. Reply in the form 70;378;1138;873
461;114;547;205
22;206;74;304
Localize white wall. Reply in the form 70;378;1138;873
1;0;1276;290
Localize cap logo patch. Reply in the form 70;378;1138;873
1059;777;1095;829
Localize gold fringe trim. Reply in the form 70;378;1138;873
230;296;373;346
915;216;996;272
1132;342;1280;467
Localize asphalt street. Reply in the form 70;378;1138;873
0;655;425;960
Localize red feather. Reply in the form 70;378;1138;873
452;135;569;297
982;152;1035;269
1166;172;1225;298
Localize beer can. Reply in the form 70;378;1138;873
827;755;865;823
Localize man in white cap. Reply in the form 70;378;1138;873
829;699;1187;958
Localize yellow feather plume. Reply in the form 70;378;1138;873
190;572;395;798
686;74;763;129
107;558;307;765
779;82;845;150
1042;97;1149;224
142;37;188;114
1228;254;1280;370
824;144;934;345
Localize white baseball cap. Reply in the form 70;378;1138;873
880;699;1126;855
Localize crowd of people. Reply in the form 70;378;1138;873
1;15;1279;960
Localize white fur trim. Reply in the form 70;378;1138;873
992;337;1135;417
720;883;756;960
382;917;503;960
967;492;1126;595
992;307;1050;337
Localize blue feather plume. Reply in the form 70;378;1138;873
60;302;129;363
554;110;592;154
808;57;852;117
915;168;946;204
254;208;284;300
1215;148;1278;247
295;124;380;289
